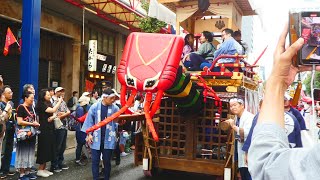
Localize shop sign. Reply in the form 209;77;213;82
107;64;113;73
102;64;108;73
97;54;107;61
112;66;117;74
97;55;115;74
88;40;97;71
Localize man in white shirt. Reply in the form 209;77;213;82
225;98;254;180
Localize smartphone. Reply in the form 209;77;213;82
289;10;320;65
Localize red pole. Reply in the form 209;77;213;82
253;46;268;66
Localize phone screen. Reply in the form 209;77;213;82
300;12;320;65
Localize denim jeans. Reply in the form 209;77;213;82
91;149;113;180
51;129;67;169
75;130;86;160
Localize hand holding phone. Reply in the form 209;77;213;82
290;10;320;65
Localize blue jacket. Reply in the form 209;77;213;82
214;37;243;63
81;101;119;150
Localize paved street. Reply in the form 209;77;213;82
6;148;217;180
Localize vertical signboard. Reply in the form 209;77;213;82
88;40;97;71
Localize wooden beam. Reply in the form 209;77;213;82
242;10;257;16
158;0;182;3
159;157;225;176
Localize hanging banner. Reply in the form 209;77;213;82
88;40;97;71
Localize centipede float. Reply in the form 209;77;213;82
85;0;259;179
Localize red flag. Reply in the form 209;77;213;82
3;27;17;56
85;80;95;92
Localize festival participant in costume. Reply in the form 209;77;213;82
248;24;320;179
225;98;254;180
81;89;119;180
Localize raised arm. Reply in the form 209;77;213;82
45;97;62;114
249;25;320;179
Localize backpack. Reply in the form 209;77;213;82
67;97;74;108
68;105;87;131
68;111;78;131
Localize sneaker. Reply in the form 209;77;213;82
0;172;7;179
26;173;37;180
36;170;49;178
19;175;30;180
30;167;37;174
43;170;53;176
50;167;62;173
60;164;69;170
8;171;16;176
75;160;86;166
120;152;128;157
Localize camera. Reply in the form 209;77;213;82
289;9;320;65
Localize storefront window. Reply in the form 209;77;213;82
91;30;97;40
98;32;103;52
103;34;108;53
84;27;90;45
108;36;114;55
85;27;115;55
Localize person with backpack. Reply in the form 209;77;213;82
75;93;90;166
67;91;78;112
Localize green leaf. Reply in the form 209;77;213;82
135;2;167;33
303;72;320;95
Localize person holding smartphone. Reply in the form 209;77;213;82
248;24;320;179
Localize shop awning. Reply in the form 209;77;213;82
64;0;147;31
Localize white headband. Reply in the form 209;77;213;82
229;98;244;104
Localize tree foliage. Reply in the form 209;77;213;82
136;2;167;33
303;72;320;95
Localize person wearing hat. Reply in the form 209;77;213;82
74;92;91;166
50;87;70;172
81;88;119;180
225;98;254;180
